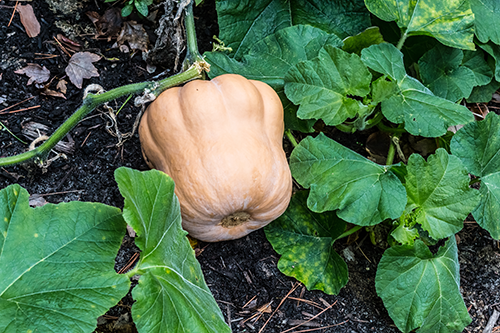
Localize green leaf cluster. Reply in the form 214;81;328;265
0;168;230;333
207;1;500;332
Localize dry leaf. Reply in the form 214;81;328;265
17;4;40;38
29;194;48;207
65;52;101;89
41;87;66;99
14;63;50;85
117;21;149;52
57;79;67;94
56;34;82;52
86;8;123;38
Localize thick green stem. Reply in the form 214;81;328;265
284;129;298;147
364;111;384;130
377;122;406;134
396;32;408;51
336;123;354;133
337;225;363;240
183;1;204;67
386;139;396;165
0;64;204;167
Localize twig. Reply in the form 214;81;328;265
280;301;337;333
287;297;324;311
0;96;35;114
8;0;17;27
286;320;349;333
258;282;300;333
118;252;140;274
2;105;40;114
53;36;72;57
484;310;500;333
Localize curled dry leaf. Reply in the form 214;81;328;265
116;21;149;53
17;4;40;38
14;63;50;85
65;52;101;89
41;86;66;99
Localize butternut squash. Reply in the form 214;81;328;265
139;74;292;242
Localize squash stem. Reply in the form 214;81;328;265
337;225;362;240
285;129;298;147
0;65;203;167
183;1;204;67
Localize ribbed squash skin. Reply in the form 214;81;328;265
139;74;292;242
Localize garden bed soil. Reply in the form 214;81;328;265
1;1;499;332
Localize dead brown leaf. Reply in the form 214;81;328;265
56;34;82;52
116;21;149;52
86;8;123;38
17;4;40;38
65;52;101;89
41;87;66;99
14;63;50;85
57;79;67;94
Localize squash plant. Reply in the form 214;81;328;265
2;0;500;332
204;0;500;332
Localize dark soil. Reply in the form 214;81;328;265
1;1;499;333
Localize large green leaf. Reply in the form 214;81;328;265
115;167;230;333
215;0;291;60
404;149;480;240
451;112;500;239
284;45;372;126
290;0;370;39
0;184;130;333
264;191;348;295
206;25;342;132
289;133;407;226
364;0;475;50
462;49;494;87
215;0;370;60
470;0;500;45
376;238;471;333
478;41;500;81
418;44;476;101
342;26;385;55
361;43;474;137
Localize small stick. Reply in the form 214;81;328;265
258;282;300;333
484;310;500;333
281;301;337;333
0;96;35;114
53;36;72;57
287;320;349;333
118;252;140;274
8;0;18;27
2;105;40;114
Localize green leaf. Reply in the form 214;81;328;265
215;0;291;60
470;0;500;44
361;43;474;137
0;184;130;333
404;149;480;240
134;0;149;16
290;0;370;39
462;50;494;87
264;191;348;295
451;112;500;239
342;26;385;55
284;45;372;126
115;167;231;333
390;224;419;245
361;43;406;81
467;79;500;103
478;41;500;81
371;76;399;104
376;238;471;333
214;0;370;60
121;3;133;17
364;0;475;50
289;133;407;226
205;25;342;132
418;44;476;101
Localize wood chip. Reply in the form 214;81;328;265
484;309;500;333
